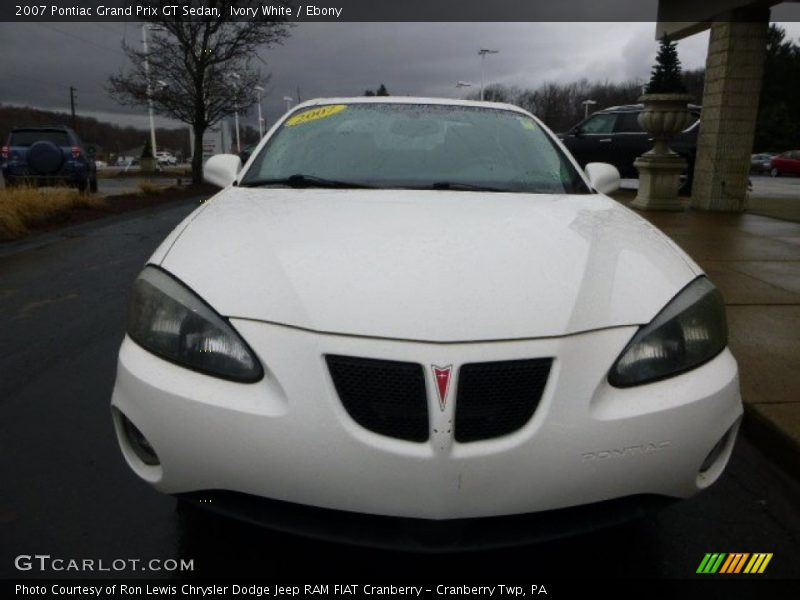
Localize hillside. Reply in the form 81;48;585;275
0;104;191;159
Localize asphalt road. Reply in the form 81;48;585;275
1;198;799;582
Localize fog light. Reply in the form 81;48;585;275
700;429;731;473
120;413;160;466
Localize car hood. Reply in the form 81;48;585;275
156;188;699;342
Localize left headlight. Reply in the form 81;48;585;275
608;277;728;387
127;266;263;382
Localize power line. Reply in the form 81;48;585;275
10;71;105;94
37;23;127;58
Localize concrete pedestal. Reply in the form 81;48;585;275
631;153;686;211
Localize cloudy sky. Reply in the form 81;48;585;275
1;17;799;131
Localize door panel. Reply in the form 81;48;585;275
561;113;618;168
612;112;650;178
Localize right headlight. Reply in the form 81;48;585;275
127;266;263;383
608;277;728;387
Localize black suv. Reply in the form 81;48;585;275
1;126;98;192
559;104;701;193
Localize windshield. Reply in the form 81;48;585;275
241;103;590;194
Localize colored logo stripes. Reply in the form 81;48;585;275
696;553;773;574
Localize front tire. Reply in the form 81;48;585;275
770;167;780;177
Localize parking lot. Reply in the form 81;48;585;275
0;171;187;197
750;174;800;198
621;173;800;198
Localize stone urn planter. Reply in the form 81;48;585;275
637;93;693;155
631;92;693;211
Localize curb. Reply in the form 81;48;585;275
742;405;800;482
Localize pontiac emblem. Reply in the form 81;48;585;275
432;365;453;411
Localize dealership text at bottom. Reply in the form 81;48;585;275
15;584;548;597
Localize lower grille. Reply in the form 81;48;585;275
326;355;429;442
455;358;552;442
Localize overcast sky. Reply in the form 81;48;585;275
1;19;799;131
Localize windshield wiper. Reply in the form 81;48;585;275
429;181;510;193
239;174;375;189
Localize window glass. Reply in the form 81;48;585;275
10;130;71;147
615;112;643;133
579;114;616;134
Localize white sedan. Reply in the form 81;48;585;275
111;98;741;548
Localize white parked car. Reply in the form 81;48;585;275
156;151;177;166
111;98;741;548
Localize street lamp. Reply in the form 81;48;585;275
456;81;474;98
141;23;165;157
478;48;499;101
227;73;242;153
254;85;266;138
283;96;294;112
582;99;598;119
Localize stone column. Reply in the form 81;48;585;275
691;10;769;212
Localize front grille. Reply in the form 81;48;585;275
455;358;552;442
326;355;429;442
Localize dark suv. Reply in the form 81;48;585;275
559;104;701;193
1;126;98;192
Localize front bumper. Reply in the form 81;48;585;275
111;320;742;520
176;490;675;551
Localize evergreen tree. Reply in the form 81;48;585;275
364;84;389;96
645;36;687;94
754;24;800;152
141;137;154;159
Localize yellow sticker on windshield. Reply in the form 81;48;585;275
286;104;347;126
520;119;537;130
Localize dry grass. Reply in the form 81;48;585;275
0;186;105;241
137;180;163;195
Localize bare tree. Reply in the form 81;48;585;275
108;1;290;183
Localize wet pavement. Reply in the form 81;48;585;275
636;208;800;473
1;196;799;580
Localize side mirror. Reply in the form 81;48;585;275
204;154;242;188
585;162;620;195
570;126;583;137
87;146;96;156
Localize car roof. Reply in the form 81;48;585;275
289;96;531;116
11;126;75;132
598;103;702;112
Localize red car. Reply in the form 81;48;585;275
770;150;800;177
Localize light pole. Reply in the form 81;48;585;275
141;24;164;157
283;96;294;113
582;99;597;119
478;48;499;101
228;73;242;153
456;81;473;98
254;85;266;138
